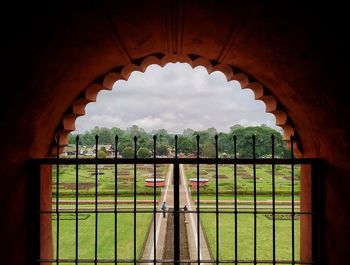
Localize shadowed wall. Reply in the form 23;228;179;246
0;1;349;264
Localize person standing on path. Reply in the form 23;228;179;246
161;201;167;218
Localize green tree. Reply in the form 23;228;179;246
230;124;244;132
68;133;76;145
217;132;233;154
157;143;169;156
121;147;134;158
97;149;106;158
231;125;288;158
202;142;216;157
137;147;151;158
98;127;113;144
177;136;195;154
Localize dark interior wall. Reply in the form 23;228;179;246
0;1;349;264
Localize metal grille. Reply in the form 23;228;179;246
30;135;320;264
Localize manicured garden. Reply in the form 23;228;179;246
52;213;152;263
200;212;299;262
51;162;301;262
51;164;168;263
52;164;169;198
184;164;300;197
184;164;301;262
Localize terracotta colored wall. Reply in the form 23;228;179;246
0;1;349;264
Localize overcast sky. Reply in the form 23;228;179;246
74;63;278;134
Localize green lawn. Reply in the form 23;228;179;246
185;164;300;196
52;213;152;264
184;165;300;263
195;194;300;202
49;163;301;263
52;164;169;196
201;212;300;263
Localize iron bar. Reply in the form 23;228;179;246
34;134;320;265
233;135;238;265
40;209;314;215
114;135;118;265
253;135;257;265
215;135;219;265
196;135;200;264
95;135;99;265
272;135;276;265
174;135;180;264
133;136;137;265
75;136;79;265
56;135;60;265
153;135;157;265
37;258;317;264
31;157;318;165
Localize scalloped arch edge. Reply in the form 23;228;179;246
52;54;302;157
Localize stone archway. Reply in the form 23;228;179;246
1;2;349;265
47;53;313;263
54;54;301;156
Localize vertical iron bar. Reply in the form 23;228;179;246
215;135;219;265
56;135;60;265
75;136;79;265
115;135;118;265
196;135;200;264
95;135;98;265
271;135;276;265
134;136;137;265
291;136;295;265
153;135;157;264
174;135;180;265
233;135;238;265
252;135;257;265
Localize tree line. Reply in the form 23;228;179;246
68;124;290;158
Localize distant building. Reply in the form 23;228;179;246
63;145;76;156
91;144;116;157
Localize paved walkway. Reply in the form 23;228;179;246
179;164;212;263
141;164;212;264
141;165;173;264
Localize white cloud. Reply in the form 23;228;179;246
74;63;278;133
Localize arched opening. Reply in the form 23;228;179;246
3;2;350;264
36;59;315;264
53;54;301;157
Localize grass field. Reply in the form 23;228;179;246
52;164;169;197
196;194;300;201
184;164;300;196
52;213;152;264
50;163;301;262
201;212;300;262
51;164;162;264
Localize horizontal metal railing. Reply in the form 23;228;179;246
30;135;320;265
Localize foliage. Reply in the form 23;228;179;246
201;212;300;260
202;142;216;157
137;147;151;158
68;124;290;158
157;143;169;156
97;150;106;158
52;213;152;260
121;147;134;158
